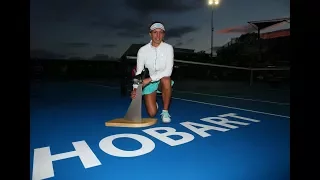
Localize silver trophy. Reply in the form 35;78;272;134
123;69;147;122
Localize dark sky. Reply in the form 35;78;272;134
30;0;289;59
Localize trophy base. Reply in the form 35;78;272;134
105;118;157;128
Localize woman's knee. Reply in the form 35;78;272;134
160;77;171;89
160;76;171;82
144;93;157;117
147;109;157;118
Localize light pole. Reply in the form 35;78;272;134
208;0;219;57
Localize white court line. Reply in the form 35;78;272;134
87;83;120;89
174;90;290;106
87;82;289;105
87;83;290;119
172;97;290;119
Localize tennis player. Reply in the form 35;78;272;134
131;21;174;123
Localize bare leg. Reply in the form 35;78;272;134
159;77;172;110
144;91;157;117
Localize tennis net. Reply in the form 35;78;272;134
125;56;290;94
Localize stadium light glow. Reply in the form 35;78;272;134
208;0;219;6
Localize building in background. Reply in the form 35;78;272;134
260;29;290;39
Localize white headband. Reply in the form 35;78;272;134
150;23;165;31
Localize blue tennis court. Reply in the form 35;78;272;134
30;81;290;180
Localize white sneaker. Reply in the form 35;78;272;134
161;110;171;123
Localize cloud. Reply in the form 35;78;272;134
30;49;66;59
91;19;150;42
174;41;183;47
30;0;119;23
117;32;145;38
187;38;194;43
101;44;116;48
30;0;202;39
217;24;257;34
91;54;110;60
31;0;202;24
166;26;198;39
63;42;91;48
111;23;198;39
111;19;148;37
125;0;202;16
90;18;114;29
273;0;290;7
173;38;194;47
92;17;150;38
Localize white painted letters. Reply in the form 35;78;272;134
200;117;249;129
180;121;229;137
32;141;101;180
31;113;262;179
99;133;155;157
143;127;194;146
219;113;260;122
